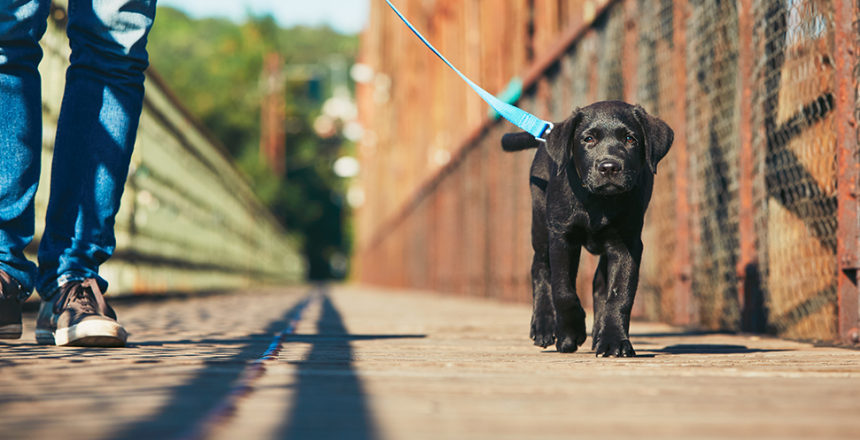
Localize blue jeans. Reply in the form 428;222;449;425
0;0;156;301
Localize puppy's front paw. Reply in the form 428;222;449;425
554;307;587;353
530;311;556;348
594;336;636;357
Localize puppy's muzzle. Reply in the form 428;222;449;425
589;157;635;195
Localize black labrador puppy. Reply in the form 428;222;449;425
502;101;673;357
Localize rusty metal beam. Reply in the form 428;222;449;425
834;0;860;345
621;0;645;318
672;0;692;326
736;0;756;329
622;0;639;105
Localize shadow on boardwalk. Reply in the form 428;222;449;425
109;298;312;440
109;288;423;440
276;294;383;440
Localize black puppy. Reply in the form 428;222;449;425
502;101;673;357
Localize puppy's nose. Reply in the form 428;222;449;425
598;160;622;176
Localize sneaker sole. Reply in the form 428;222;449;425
53;321;128;347
35;329;56;345
0;324;22;339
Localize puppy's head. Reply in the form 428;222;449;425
545;101;673;196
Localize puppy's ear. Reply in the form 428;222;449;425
501;132;541;151
545;109;583;176
633;105;674;174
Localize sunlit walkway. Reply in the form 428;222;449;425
2;285;859;439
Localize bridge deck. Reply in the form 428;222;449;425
2;285;859;439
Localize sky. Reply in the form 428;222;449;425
157;0;370;34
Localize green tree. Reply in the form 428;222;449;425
148;6;359;279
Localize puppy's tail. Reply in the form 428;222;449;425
502;132;541;152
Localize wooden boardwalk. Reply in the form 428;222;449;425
2;285;859;439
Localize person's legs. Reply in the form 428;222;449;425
35;0;156;346
36;0;156;296
0;0;51;339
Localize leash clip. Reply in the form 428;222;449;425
535;122;554;143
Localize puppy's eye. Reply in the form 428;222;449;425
584;136;594;143
625;136;636;144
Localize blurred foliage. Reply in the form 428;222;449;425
147;6;359;279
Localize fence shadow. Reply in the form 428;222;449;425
275;294;397;440
108;298;311;440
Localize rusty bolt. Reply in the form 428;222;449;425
849;327;860;344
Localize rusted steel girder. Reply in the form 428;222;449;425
834;0;860;345
673;0;693;325
736;0;757;331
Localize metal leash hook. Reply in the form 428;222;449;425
386;0;554;143
536;122;554;143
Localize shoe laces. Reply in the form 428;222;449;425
0;271;22;300
53;279;108;316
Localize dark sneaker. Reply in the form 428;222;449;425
36;278;127;347
0;270;24;339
